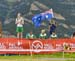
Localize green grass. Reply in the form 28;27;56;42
0;52;75;61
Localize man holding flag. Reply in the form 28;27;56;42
32;8;57;37
48;19;57;36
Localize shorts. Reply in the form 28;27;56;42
16;27;23;33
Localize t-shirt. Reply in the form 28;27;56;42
39;33;47;39
26;33;36;39
50;34;57;38
16;17;24;27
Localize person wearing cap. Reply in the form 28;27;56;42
39;29;47;39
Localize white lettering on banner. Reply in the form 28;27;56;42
56;44;63;50
0;43;6;49
44;44;53;49
70;43;75;48
31;40;66;53
8;43;23;49
17;41;22;46
0;42;23;49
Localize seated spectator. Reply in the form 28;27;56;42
71;32;75;39
39;29;47;39
26;31;36;39
50;32;57;39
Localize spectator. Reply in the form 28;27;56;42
50;32;57;39
39;29;47;39
71;32;75;39
0;21;2;38
26;31;36;39
15;13;24;38
48;19;57;36
63;42;71;50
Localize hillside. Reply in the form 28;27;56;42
0;0;75;38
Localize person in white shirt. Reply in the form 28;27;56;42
50;32;57;39
15;13;24;38
39;29;47;39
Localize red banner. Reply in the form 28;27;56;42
0;38;75;54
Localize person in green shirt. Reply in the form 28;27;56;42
26;31;36;39
39;29;47;39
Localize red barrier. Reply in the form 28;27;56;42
0;38;75;54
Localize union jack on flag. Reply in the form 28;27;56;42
41;8;54;20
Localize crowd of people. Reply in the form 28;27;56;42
15;13;58;39
0;13;74;39
25;30;58;39
15;13;75;39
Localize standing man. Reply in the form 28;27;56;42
15;13;24;38
48;19;57;37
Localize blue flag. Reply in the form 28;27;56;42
32;14;42;27
32;8;54;27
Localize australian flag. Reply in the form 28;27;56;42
32;14;42;27
42;8;54;20
32;8;54;27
